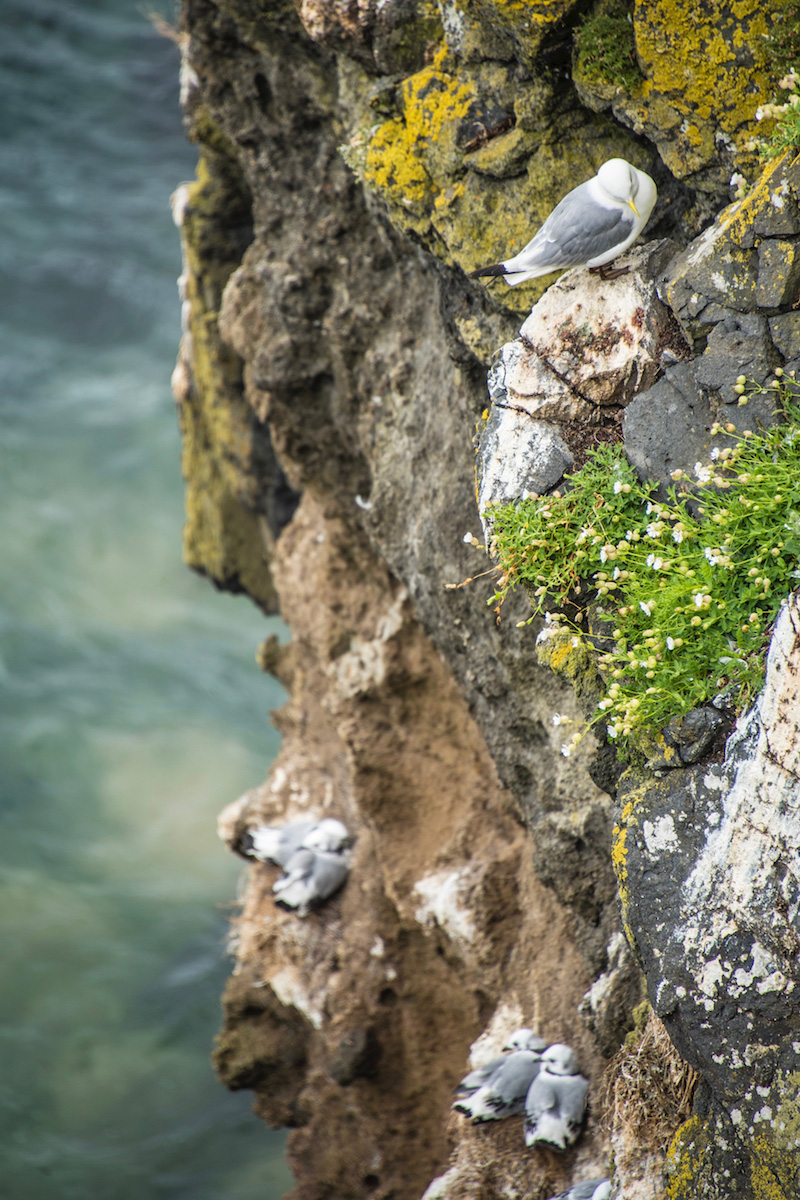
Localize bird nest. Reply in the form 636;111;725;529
599;1007;698;1150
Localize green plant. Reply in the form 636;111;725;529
756;68;800;158
487;373;800;756
574;6;643;94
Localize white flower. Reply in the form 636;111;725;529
672;528;684;544
694;462;712;483
645;502;654;515
571;637;581;647
694;592;704;607
561;742;572;758
646;554;663;570
666;636;675;650
607;725;619;739
463;531;474;544
704;547;723;566
639;600;653;616
730;172;746;188
552;713;565;726
613;567;621;580
710;447;720;461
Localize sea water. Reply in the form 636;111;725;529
0;2;291;1196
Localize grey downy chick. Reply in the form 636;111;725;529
523;1043;589;1150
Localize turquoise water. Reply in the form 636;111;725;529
0;2;291;1196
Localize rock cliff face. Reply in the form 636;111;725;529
172;0;800;1197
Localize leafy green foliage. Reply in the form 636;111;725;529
488;375;800;753
574;6;643;93
755;69;800;158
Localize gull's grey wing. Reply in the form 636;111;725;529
274;848;349;915
525;1071;559;1122
470;1051;541;1120
310;850;349;901
453;1054;507;1096
553;1073;589;1125
273;847;317;892
509;182;634;273
490;1051;541;1110
248;820;317;866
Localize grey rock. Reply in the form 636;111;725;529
667;705;729;765
753;159;800;238
693;311;774;403
769;311;800;362
622;362;714;491
756;239;800;309
616;596;800;1183
579;930;642;1057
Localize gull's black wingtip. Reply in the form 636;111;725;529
469;262;507;280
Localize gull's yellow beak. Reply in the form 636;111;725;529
629;198;640;217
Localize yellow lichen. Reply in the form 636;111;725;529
631;0;789;178
751;1132;798;1199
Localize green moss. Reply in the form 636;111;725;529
575;3;644;93
176;142;278;612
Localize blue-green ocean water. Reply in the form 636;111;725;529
0;2;291;1196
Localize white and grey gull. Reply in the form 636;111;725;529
241;816;351;866
452;1028;547;1099
470;158;657;286
523;1043;589;1150
454;1033;548;1123
272;843;350;917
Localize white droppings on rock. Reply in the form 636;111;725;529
414;868;476;947
467;999;527;1068
421;1167;462;1200
710;271;729;292
270;966;324;1029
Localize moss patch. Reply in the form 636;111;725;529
176;131;277;612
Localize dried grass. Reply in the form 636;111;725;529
599;1009;698;1150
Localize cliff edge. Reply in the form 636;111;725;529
171;0;800;1196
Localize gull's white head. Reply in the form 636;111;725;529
502;1028;548;1053
541;1043;579;1076
596;158;657;224
301;818;352;853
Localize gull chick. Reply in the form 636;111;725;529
454;1041;547;1123
471;158;657;286
453;1029;547;1099
273;844;350;917
524;1043;589;1150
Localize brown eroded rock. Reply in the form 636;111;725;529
213;491;608;1199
